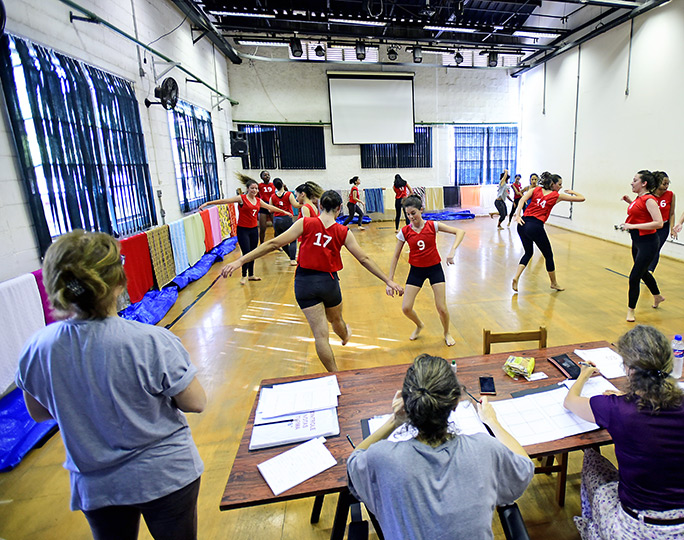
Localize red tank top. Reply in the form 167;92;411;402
512;181;522;200
523;187;560;223
349;186;360;204
258;182;275;203
400;220;441;267
655;190;673;222
237;194;260;228
393;185;410;199
270;191;293;216
626;194;658;236
297;218;348;272
299;203;319;219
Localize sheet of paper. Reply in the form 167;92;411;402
490;386;599;446
574;348;626;379
257;437;337;496
250;408;340;450
368;401;487;443
256;376;340;420
564;377;619;397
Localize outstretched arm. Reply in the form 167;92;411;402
557;190;586;203
344;232;403;296
261;201;292;216
199;196;242;210
438;224;466;265
222;219;304;277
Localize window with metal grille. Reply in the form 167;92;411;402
360;126;432;169
168;100;220;212
237;124;326;170
453;125;518;185
0;34;156;255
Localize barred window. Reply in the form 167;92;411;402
238;124;326;170
360;126;432;169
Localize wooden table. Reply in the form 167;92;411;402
221;341;625;538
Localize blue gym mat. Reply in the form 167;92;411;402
422;210;475;221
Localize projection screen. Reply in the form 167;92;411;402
327;71;415;145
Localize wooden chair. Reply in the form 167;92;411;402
482;326;568;506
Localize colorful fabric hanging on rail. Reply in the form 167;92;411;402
145;225;176;289
218;204;232;239
209;206;222;243
169;219;190;275
227;204;238;236
364;188;385;213
183;214;205;267
30;269;56;324
119;232;154;303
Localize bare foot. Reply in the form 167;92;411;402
342;325;351;345
409;323;424;341
550;283;565;291
489;212;497;219
626;308;636;322
653;295;665;308
512;278;519;292
445;334;456;347
358;226;365;230
248;276;262;281
240;277;247;286
497;226;504;230
289;260;298;266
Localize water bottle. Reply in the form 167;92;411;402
451;359;458;375
671;335;684;379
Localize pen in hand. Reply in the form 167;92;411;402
464;389;482;404
346;434;356;449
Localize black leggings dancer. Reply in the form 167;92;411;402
343;203;364;226
628;231;660;309
236;226;258;277
648;222;669;273
395;198;409;230
508;198;520;224
273;216;297;261
517;217;555;271
494;199;507;226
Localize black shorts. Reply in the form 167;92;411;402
406;263;445;288
258;208;270;215
294;268;342;309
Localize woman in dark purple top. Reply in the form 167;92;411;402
564;325;684;539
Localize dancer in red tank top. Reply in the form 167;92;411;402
512;172;585;293
222;190;403;372
388;195;465;347
295;182;322;219
270;177;301;266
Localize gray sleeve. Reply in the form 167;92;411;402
491;441;535;505
141;329;197;398
346;447;379;515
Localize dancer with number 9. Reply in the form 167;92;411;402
222;190;404;372
388;195;465;347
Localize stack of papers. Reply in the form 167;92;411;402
574;347;626;379
250;375;341;450
257;437;337;496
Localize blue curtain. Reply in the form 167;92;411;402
454;126;517;186
238;124;326;170
361;126;432;169
364;188;384;213
486;126;518;184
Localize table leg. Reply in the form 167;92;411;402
310;494;325;524
330;489;352;540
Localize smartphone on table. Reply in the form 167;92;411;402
479;376;496;395
548;354;581;379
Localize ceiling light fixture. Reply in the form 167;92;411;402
328;18;387;27
314;44;325;57
290;37;303;58
513;30;561;39
488;52;498;67
235;40;289;47
211;11;276;19
454;52;464;65
424;26;477;33
413;47;422;64
387;47;398;61
356;41;366;61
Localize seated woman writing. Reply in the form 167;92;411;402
564;325;684;539
347;354;534;540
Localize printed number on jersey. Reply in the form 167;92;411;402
417;240;426;250
313;232;332;248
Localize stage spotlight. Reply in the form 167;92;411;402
387;47;398;61
454;51;464;65
413;46;422;63
356;41;366;60
289;37;303;57
488;51;498;67
314;44;325;57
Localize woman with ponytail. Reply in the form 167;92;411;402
295;181;324;218
393;174;412;232
512;171;585;292
347;354;534;539
564;325;684;539
200;173;290;285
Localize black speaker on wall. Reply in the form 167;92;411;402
230;131;248;156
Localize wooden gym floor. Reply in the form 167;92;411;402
2;215;684;539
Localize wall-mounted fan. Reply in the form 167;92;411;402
144;77;178;110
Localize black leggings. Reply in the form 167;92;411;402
236;226;258;277
273;216;297;261
648;221;669;273
629;230;660;309
395;198;409;230
517;217;555;272
494;199;507;225
83;477;201;540
343;203;364;226
509;198;520;221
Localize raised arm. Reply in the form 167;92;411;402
621;198;663;231
260;201;292;216
437;224;466;265
563;365;599;423
356;391;406;450
222;219;304;277
477;397;528;458
344;232;403;296
199;196;242;210
557;189;586;203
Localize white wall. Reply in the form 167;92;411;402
226;48;520;191
0;0;234;281
518;2;684;260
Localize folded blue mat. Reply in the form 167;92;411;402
422;210;475;221
0;388;58;472
335;215;372;224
